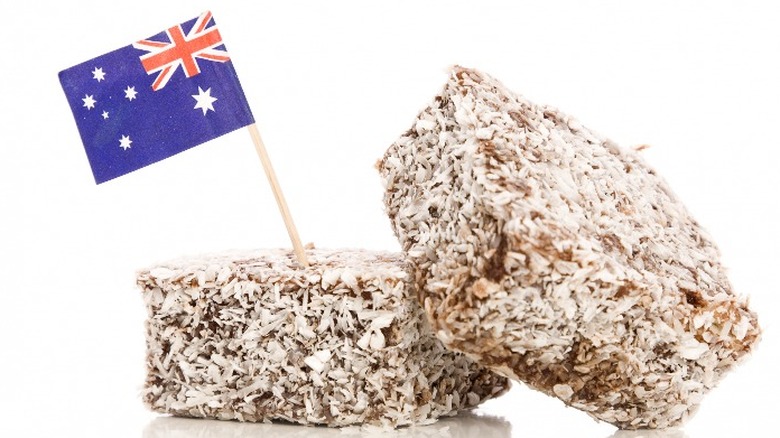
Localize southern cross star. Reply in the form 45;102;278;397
82;94;96;109
192;86;217;115
92;67;106;82
119;135;132;150
102;110;109;120
124;85;138;101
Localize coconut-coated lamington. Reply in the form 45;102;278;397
137;248;508;428
377;66;760;428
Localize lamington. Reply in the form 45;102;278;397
377;66;760;428
138;248;509;428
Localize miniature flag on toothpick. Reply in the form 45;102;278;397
58;10;254;184
59;11;309;266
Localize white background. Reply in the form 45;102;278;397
1;1;778;437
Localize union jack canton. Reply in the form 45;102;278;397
59;11;255;184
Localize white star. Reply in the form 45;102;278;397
192;86;217;115
82;94;96;109
119;135;132;150
124;85;138;101
92;67;106;82
101;110;109;120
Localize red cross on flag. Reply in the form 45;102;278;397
133;11;230;91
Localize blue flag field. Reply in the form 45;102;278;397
59;11;254;184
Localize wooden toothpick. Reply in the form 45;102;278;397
247;123;309;266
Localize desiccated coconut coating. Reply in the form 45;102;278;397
137;248;508;428
377;66;760;429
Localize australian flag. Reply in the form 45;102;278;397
59;11;255;184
